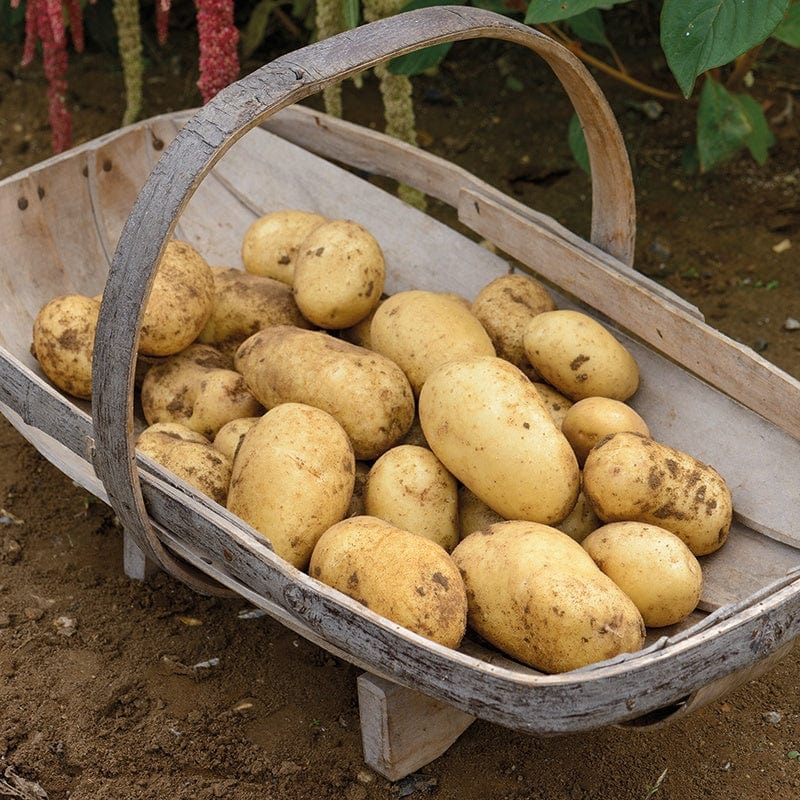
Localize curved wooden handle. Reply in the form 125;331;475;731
92;5;635;590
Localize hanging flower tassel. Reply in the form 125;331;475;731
156;0;172;46
194;0;240;104
112;0;143;126
315;0;345;118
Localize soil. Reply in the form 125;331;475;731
1;13;800;800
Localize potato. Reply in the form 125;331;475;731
212;416;261;461
309;515;467;649
523;309;639;401
561;396;650;465
226;403;355;569
293;220;385;329
234;325;414;460
419;356;580;524
365;445;459;552
32;293;100;399
531;382;573;428
582;521;703;627
141;343;263;439
340;299;383;350
241;209;327;284
346;461;372;519
370;290;495;395
451;520;646;673
554;489;601;542
197;267;311;358
470;273;556;378
139;240;215;357
457;485;505;539
582;431;733;556
136;422;232;506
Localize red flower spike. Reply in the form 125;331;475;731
194;0;239;103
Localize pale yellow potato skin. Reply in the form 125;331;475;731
197;267;311;358
554;489;601;542
523;309;640;401
309;515;467;649
582;431;733;556
370;290;495;395
582;521;703;627
212;416;261;461
451;520;646;673
418;356;580;525
531;382;573;428
365;445;459;552
141;343;263;440
241;209;327;284
457;485;505;540
136;422;232;506
32;293;100;399
561;396;651;465
293;219;385;329
226;403;355;570
139;240;215;357
470;273;556;378
234;325;414;460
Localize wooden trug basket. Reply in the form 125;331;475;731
1;6;799;780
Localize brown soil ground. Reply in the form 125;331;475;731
1;12;800;800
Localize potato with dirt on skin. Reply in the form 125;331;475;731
582;431;733;556
531;382;573;428
309;515;467;649
369;290;495;395
293;219;385;330
141;343;263;440
419;356;579;525
234;325;414;460
241;209;327;285
470;273;556;378
554;488;601;543
365;445;459;552
212;416;261;461
561;396;650;465
139;240;215;357
32;293;100;399
136;422;232;506
451;520;646;673
523;309;640;401
226;403;355;569
457;485;505;540
582;521;703;627
197;266;312;358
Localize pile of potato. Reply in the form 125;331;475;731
31;208;734;674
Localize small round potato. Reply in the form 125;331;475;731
136;422;232;506
365;445;459;552
212;416;261;461
470;273;556;377
531;382;573;428
226;403;356;569
241;209;327;284
451;520;646;672
523;309;640;401
561;396;650;465
554;489;601;542
583;431;733;556
582;521;703;627
293;219;385;329
457;485;505;539
32;293;100;399
309;515;468;649
139;240;215;357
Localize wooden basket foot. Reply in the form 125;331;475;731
357;672;475;781
123;529;160;581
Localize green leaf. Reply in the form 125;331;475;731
565;8;610;47
525;0;630;24
343;0;360;30
388;0;454;75
568;113;590;173
773;2;800;46
661;0;793;98
696;77;774;172
240;0;280;59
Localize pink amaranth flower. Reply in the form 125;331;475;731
194;0;239;103
156;0;172;45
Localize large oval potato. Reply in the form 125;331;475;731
365;445;459;552
582;521;703;627
32;293;100;399
369;290;495;395
139;240;215;357
451;520;646;673
419;356;580;524
309;515;467;649
582;431;733;556
523;309;640;401
293;219;385;329
234;325;414;460
226;403;355;569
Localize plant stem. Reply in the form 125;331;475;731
726;44;763;92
